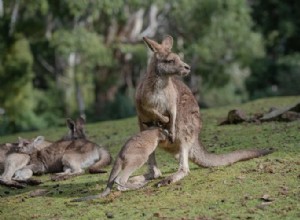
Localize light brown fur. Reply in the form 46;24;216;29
0;117;111;187
14;118;111;183
132;35;273;187
0;136;52;188
0;138;30;172
72;126;168;202
0;117;86;183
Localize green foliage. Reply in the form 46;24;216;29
52;27;112;68
0;35;41;133
0;0;299;133
277;53;300;95
101;93;136;120
247;0;300;100
170;0;264;106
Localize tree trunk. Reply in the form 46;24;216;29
9;0;20;36
0;0;4;18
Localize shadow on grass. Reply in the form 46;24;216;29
0;173;108;199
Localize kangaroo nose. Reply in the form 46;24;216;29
184;64;190;71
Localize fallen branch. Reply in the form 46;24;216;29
219;102;300;125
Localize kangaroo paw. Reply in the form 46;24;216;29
168;133;175;143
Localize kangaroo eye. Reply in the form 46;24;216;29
164;59;175;64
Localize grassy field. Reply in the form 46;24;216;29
0;96;299;220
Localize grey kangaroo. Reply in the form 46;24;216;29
0;117;86;187
72;125;169;202
133;35;273;187
14;118;111;182
0;138;33;173
0;136;50;187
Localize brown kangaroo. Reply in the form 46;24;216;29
0;138;30;173
0;136;51;187
72;125;169;202
14;118;111;182
133;35;273;187
0;117;86;188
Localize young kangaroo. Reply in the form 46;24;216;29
133;35;273;187
72;126;169;202
14;117;111;182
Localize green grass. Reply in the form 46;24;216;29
0;96;299;220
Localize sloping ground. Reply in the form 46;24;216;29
0;96;299;220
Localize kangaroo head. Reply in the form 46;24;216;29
17;137;30;148
158;128;170;142
65;116;87;140
17;136;45;154
143;35;191;77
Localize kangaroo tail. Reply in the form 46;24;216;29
189;141;274;167
71;193;104;202
88;147;112;174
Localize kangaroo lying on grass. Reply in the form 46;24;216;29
0;117;84;173
0;138;29;173
72;125;169;202
14;117;111;182
0;136;52;188
0;117;86;188
0;137;40;173
132;35;273;187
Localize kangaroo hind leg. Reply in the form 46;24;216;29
115;163;148;191
156;144;190;187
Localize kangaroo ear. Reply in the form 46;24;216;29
143;37;161;52
76;116;85;128
33;136;44;146
161;35;173;51
18;137;30;144
66;118;75;131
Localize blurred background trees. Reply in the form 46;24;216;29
0;0;299;134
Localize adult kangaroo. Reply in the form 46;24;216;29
0;117;87;188
14;117;111;182
135;35;273;187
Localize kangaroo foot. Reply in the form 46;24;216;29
129;169;162;185
16;178;42;186
88;168;107;174
156;178;172;187
156;170;189;187
0;179;26;189
116;181;148;191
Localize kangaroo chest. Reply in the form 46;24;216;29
144;82;176;114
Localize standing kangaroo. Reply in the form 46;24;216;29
72;126;169;202
133;35;273;187
14;118;111;182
